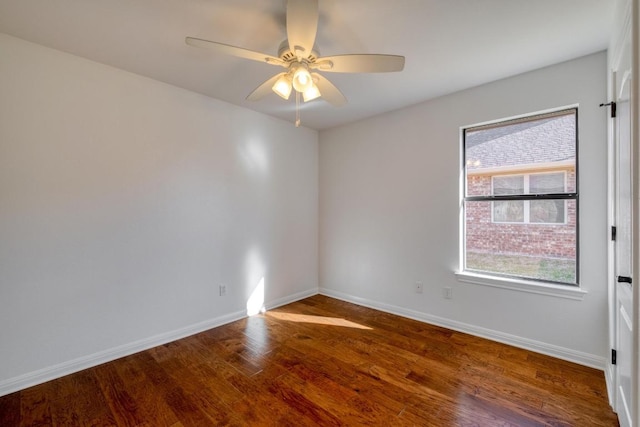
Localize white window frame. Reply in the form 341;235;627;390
457;106;583;298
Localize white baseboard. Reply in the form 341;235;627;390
265;287;319;311
319;288;607;371
0;287;319;398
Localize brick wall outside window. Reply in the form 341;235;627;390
466;169;576;259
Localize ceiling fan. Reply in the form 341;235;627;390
185;0;405;120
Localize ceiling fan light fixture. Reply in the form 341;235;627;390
272;74;292;100
302;83;321;102
292;63;313;93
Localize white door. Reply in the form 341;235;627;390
613;21;634;427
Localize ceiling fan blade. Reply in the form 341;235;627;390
313;74;347;107
286;0;319;58
246;73;286;101
186;37;284;66
314;54;405;73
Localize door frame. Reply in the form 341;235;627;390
608;0;639;425
632;0;639;424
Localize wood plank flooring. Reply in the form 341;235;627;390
0;295;619;426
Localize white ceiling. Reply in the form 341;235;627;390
0;0;614;130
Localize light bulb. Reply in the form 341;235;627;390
302;84;321;102
272;74;292;100
292;64;312;93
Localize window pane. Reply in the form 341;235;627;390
464;110;577;285
493;200;524;222
466;200;576;284
530;173;564;194
493;175;524;195
530;200;565;223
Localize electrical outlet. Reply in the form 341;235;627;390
415;282;423;294
443;287;453;299
219;285;227;296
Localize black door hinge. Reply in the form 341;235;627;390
600;101;617;118
611;226;617;241
612;349;617;365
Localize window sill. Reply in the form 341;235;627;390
454;271;587;300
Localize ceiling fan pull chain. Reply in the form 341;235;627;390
295;91;301;127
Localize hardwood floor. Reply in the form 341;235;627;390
0;295;618;426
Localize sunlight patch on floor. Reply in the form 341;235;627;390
266;312;372;330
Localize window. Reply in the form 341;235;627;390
462;109;578;285
492;172;566;224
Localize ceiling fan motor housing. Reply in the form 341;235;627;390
277;39;319;64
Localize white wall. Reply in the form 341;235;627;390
0;29;610;397
319;52;609;367
0;33;318;395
